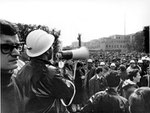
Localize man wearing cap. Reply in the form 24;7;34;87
110;63;116;70
141;56;149;75
87;59;93;70
89;67;107;97
126;60;136;75
1;19;24;113
140;67;150;87
99;61;105;67
83;59;96;104
16;29;74;113
137;60;143;69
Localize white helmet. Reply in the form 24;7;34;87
100;62;105;66
141;56;146;61
110;63;116;67
26;29;55;57
146;57;150;61
138;59;143;63
87;59;93;63
130;60;135;63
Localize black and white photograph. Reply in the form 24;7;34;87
0;0;150;113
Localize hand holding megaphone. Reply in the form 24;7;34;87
56;46;89;60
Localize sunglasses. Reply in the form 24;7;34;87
1;43;23;54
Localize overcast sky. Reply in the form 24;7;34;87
0;0;150;46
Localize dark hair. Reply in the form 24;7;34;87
129;87;150;113
96;67;103;74
128;69;139;81
94;59;99;63
119;64;126;71
77;61;83;68
0;19;18;36
105;70;120;87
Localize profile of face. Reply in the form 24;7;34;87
0;34;20;71
130;63;135;68
95;61;99;67
129;87;150;113
133;72;141;83
147;68;150;75
87;62;93;69
110;66;116;70
138;63;143;67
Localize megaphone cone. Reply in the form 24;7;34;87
57;46;89;60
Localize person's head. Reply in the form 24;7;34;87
137;59;143;67
87;59;93;69
128;69;141;83
26;29;55;60
146;67;150;75
102;65;109;75
77;61;83;69
146;57;150;64
94;59;99;67
110;63;116;70
0;20;21;71
100;61;105;67
119;64;126;72
130;60;136;68
96;67;103;75
105;70;120;88
129;87;150;113
141;56;146;62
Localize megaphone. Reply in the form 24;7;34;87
56;46;89;60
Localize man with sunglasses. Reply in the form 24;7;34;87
1;19;24;113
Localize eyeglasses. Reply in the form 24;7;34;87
0;43;23;54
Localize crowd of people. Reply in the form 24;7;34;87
1;19;150;113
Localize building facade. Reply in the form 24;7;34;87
104;35;133;52
71;34;134;52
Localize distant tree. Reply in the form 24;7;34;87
134;31;145;52
126;31;145;52
50;29;61;62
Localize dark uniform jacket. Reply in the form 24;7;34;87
80;88;129;113
16;59;74;113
